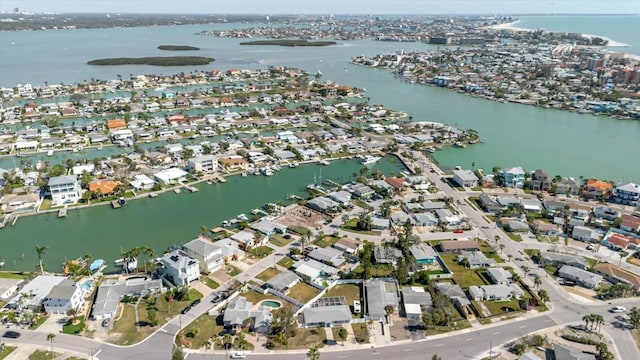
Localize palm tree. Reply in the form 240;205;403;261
431;354;443;360
337;327;348;345
534;275;542;289
618;250;629;267
47;333;56;356
582;314;591;330
499;243;505;254
307;346;320;360
592;314;604;333
35;245;48;275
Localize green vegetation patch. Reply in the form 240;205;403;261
0;346;16;360
268;327;326;349
157;45;200;51
288;282;321;303
0;271;30;279
248;245;274;258
28;350;60;360
277;257;295;269
270;234;292;247
62;315;86;334
240;40;336;47
313;235;340;248
88;56;214;66
201;277;220;289
351;323;370;343
323;283;362;305
175;313;224;349
256;267;281;282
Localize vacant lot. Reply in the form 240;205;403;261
439;254;488;288
256;268;280;282
278;205;330;231
288;282;321;303
176;314;224;349
268;327;326;350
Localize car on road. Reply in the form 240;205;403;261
191;299;201;307
610;306;626;313
101;319;110;328
181;306;192;314
211;294;223;303
481;226;490;229
453;229;464;234
291;254;301;261
2;331;20;338
230;352;246;359
586;244;595;251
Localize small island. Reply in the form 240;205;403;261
157;45;200;51
239;39;336;47
87;56;214;66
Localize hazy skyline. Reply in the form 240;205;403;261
2;0;639;15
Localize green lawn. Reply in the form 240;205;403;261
0;271;31;279
248;246;274;258
110;305;143;345
313;235;340;248
270;234;292;247
481;299;522;316
584;257;598;270
228;265;242;277
0;346;16;360
340;218;376;235
62;316;86;335
256;267;281;282
241;290;280;305
39;199;52;211
175;313;224;349
201;277;220;289
425;319;472;336
352;199;372;210
268;327;326;350
277;257;295;269
28;314;48;330
440;254;488;288
28;350;60;360
288;282;321;303
504;232;523;242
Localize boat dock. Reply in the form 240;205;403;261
183;185;199;193
0;215;10;229
214;174;226;183
111;200;121;209
58;207;68;218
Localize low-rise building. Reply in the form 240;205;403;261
6;275;66;310
91;278;163;320
487;267;513;285
265;270;300;295
48;175;82;206
452;169;478;188
438;240;480;253
182;237;225;274
612;182;640;206
539;252;586;269
223;296;272;334
401;286;432;319
366;279;399;321
161;250;200;286
154;168;188;185
593;262;640;292
187;155;218;174
308;247;346;268
558;265;602;289
456;251;496;269
43;279;86;314
409;244;438;268
303;301;352;328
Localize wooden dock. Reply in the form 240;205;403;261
214;174;226;183
111;200;121;209
58;208;68;218
183;185;199;193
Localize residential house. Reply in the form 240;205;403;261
401;286;433;320
251;219;287;237
154;168;188;185
409;244;438;268
593;262;640;293
371;217;390;230
620;214;640;233
503;167;525;188
91;278;162;320
506;220;530;233
612;182;640;206
558;265;602;289
478;193;503;213
487;267;513;285
366;279;399;321
602;233;640;251
520;198;543;213
187;155;218;174
469;284;524;302
413;212;438;227
230;231;257;249
160;250;200;287
531;220;562;236
456;251;496;269
374;245;402;265
350;183;375;199
530;169;551;192
552;344;596;360
88;180;122;197
332;238;361;255
438;240;480;253
182;237;225;274
434;282;472;317
212;238;246;261
303;303;352;328
327;190;352;205
593;206;620;222
48;175;82;206
223;296;272;334
452;170;479;188
434;209;460;226
582;179;612;200
539;252;586;269
572;226;600;243
308;247;346;268
6;275;66;311
556;177;580;195
130;174;155;191
265;270;300;295
306;196;339;213
43;279;86;314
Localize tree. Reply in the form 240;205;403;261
337;327;348;345
629;307;640;329
384;305;395;317
431;355;442;360
534;275;542;289
538;289;549;302
47;333;56;356
592;314;604;333
66;308;78;322
499;243;505;254
35;245;48;275
582;314;592;331
618;250;629;267
172;346;185;360
395;257;409;285
307;345;320;360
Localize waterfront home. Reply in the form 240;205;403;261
230;230;258;249
349;183;375;199
469;284;524;302
129;174;155;191
88;180;122;197
366;279;399;321
303;304;352;328
572;225;600;243
308;247;347;268
6;275;66;311
612;182;640;206
0;193;39;214
409;244;438;268
593;262;640;293
539;252;586;270
452;169;478;188
582;179;612;200
306;196;340;214
620;214;640;233
48;175;82;206
593;206;620;222
438;240;480;253
456;251;496;269
327;190;352;205
153;168;188;185
182;237;225;273
479;193;503;213
265;270;300;295
487;267;513;285
251;218;287;237
110;129;134;143
556;177;581;195
401;287;433;319
0;278;23;300
91;278;163;320
558;265;602;289
530;169;551;192
187;155;218;174
223;296;272;334
503;167;525;188
72;164;95;176
42;278;86;315
160;250;200;287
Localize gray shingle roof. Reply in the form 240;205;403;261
303;305;352;325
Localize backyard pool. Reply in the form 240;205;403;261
260;300;282;309
81;279;94;291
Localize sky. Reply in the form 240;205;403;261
2;0;639;15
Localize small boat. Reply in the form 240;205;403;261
206;180;214;184
97;144;104;151
360;155;381;165
453;142;467;148
263;168;274;176
174;188;182;194
237;213;248;221
221;220;230;227
241;172;248;177
47;149;54;157
149;193;158;198
114;257;138;272
318;159;330;166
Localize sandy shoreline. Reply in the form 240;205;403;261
483;20;630;48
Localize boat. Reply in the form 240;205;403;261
425;146;437;153
221;220;230;227
241;172;248;177
114;257;138;272
318;159;330;166
360;155;382;165
262;168;274;176
288;161;299;168
174;188;182;194
97;144;104;151
148;193;158;198
237;213;248;221
47;149;54;157
454;142;467;148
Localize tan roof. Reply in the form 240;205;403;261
594;262;640;287
439;240;480;251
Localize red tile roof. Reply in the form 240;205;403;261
385;177;405;190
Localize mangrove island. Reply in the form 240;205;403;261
157;45;200;51
87;56;215;66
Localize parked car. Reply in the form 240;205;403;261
101;319;110;328
586;244;595;251
453;229;464;234
191;299;201;307
181;306;192;314
230;352;246;359
211;294;223;303
2;331;20;338
610;306;626;313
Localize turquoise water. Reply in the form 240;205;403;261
81;279;94;290
260;300;282;308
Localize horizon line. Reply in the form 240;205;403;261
2;12;639;16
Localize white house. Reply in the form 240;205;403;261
182;237;225;273
161;250;200;286
154;168;188;185
129;174;155;191
43;279;86;315
48;175;82;206
187;155;218;174
452;169;478;188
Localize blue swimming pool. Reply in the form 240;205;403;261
81;279;94;291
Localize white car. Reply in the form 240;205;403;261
230;352;246;359
610;306;626;313
586;244;595;251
